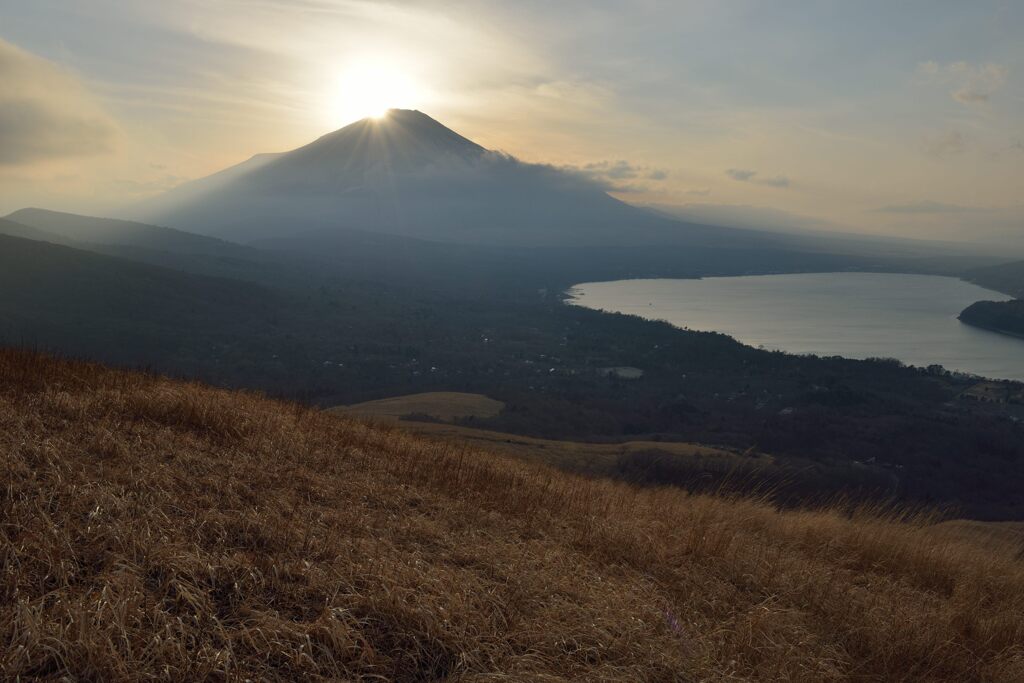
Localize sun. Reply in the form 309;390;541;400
330;59;425;125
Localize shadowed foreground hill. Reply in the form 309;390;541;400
0;234;275;367
1;350;1022;681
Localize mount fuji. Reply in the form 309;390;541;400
130;109;769;248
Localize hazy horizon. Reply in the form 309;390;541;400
1;1;1022;246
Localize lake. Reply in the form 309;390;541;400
568;272;1024;382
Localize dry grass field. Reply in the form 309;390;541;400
933;520;1024;557
2;348;1023;681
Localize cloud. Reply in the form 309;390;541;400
918;61;1008;105
872;201;988;214
565;159;669;192
921;130;966;157
953;91;990;104
533;80;613;108
0;101;113;165
0;39;117;165
585;160;640;180
726;168;756;182
725;168;790;188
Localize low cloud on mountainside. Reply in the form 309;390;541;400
0;39;117;165
564;160;669;193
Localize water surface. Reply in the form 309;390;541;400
569;273;1024;381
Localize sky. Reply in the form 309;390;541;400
1;0;1022;245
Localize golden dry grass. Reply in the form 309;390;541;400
1;348;1022;681
330;392;505;421
933;520;1024;557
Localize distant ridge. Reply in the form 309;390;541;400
6;207;246;256
0;217;61;244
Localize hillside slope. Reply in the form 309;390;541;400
1;349;1021;681
965;260;1024;298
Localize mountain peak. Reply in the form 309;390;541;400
299;109;486;165
379;107;431;120
338;108;446;130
